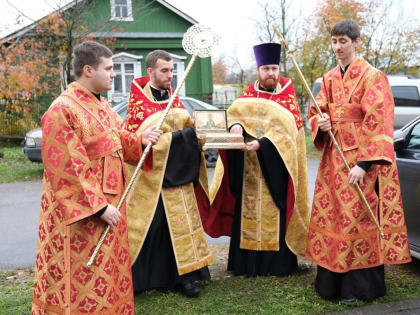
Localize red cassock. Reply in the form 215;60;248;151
32;82;150;315
306;57;411;272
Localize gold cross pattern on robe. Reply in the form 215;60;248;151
335;107;345;119
334;89;343;100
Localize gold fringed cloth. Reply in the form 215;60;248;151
206;78;310;257
125;77;214;276
32;82;145;314
306;56;411;272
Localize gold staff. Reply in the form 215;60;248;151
273;27;385;239
87;25;221;268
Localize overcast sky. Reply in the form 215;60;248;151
0;0;418;66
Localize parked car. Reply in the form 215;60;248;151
22;127;42;162
22;96;219;167
389;76;420;129
394;115;420;259
309;76;420;129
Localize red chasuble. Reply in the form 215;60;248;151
306;57;411;272
32;82;147;315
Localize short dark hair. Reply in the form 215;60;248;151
72;41;113;78
145;50;172;69
331;19;361;41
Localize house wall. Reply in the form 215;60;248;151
82;0;213;102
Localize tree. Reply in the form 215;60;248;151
212;56;228;84
253;0;420;123
297;0;419;90
253;0;301;77
0;0;122;136
0;15;62;136
223;46;256;86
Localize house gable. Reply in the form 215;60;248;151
85;0;195;35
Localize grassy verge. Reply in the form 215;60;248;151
2;248;419;314
0;147;43;183
305;133;322;159
0;139;319;185
0;269;34;314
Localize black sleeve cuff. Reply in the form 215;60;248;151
357;161;373;172
94;205;108;217
228;123;247;137
257;137;267;150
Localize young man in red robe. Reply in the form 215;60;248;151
306;19;411;304
31;41;161;314
205;43;310;277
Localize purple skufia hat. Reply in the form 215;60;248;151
253;43;281;67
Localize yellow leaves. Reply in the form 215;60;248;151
212;57;228;84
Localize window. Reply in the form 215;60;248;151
113;63;135;94
170;54;186;96
407;123;420;150
110;0;133;21
109;52;142;103
391;86;420;107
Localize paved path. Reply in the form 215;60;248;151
0;181;42;269
326;298;420;315
0;159;320;269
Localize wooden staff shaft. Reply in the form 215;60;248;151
87;54;199;268
273;27;385;239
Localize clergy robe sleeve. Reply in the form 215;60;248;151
118;129;153;171
125;91;142;133
357;71;394;164
257;137;288;211
41;105;108;225
162;127;201;187
357;160;374;172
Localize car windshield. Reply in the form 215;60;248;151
312;82;321;98
180;99;206;116
115;101;128;120
407;123;420;149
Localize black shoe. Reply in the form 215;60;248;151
340;297;357;305
156;287;174;294
179;281;200;297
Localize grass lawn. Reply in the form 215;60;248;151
0;140;319;185
0;147;43;183
1;245;419;315
305;133;322;159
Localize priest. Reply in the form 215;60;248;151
204;43;310;277
125;50;213;297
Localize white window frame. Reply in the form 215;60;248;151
170;53;186;96
110;0;133;21
109;52;142;103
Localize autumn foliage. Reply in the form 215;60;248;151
212;57;228;84
287;0;420;115
0;3;121;137
0;15;64;136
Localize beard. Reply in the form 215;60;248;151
152;73;171;90
258;74;278;90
